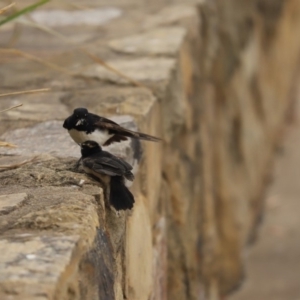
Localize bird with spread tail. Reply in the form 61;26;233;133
63;107;161;146
80;140;135;210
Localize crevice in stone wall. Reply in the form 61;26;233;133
80;229;116;300
257;0;284;44
250;76;265;121
229;116;244;164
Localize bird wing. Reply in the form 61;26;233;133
94;118;161;142
103;152;133;170
90;113;119;125
83;156;128;177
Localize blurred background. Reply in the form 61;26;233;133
0;1;300;300
230;100;300;299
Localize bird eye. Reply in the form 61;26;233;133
85;114;87;117
76;115;79;118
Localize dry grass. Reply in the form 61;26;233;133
0;87;50;148
0;2;144;153
0;88;50;98
1;7;144;87
0;155;39;170
80;48;145;88
0;3;53;151
0;3;15;15
0;0;50;27
0;141;16;148
0;103;22;147
0;93;39;164
0;47;144;87
0;48;75;75
0;103;23;113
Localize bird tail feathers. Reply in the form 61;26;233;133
110;176;135;210
134;131;161;142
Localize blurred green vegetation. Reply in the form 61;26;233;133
0;0;50;27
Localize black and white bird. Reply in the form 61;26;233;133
80;140;135;210
63;107;161;146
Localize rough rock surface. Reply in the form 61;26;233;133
0;0;300;299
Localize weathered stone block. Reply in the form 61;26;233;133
0;158;121;300
0;193;27;215
126;195;153;300
108;27;186;56
81;57;176;84
0;0;299;299
0;234;81;300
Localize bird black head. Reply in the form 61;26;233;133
63;107;89;130
73;107;88;117
80;140;102;158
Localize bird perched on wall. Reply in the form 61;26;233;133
63;107;161;146
80;140;135;210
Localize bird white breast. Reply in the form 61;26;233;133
68;129;113;145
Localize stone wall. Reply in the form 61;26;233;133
0;0;300;299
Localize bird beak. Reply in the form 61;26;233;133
76;119;83;126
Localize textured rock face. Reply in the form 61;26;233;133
0;0;300;299
199;0;300;296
